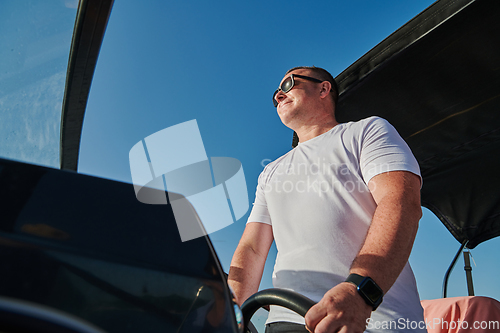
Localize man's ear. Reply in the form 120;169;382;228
319;81;332;99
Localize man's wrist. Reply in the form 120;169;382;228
345;273;383;311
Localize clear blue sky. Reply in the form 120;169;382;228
72;0;500;324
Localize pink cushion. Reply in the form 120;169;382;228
421;296;500;332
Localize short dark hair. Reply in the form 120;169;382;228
286;66;338;106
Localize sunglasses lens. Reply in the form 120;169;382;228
281;76;294;93
272;76;294;107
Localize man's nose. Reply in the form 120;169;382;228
275;90;286;105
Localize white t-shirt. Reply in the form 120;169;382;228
248;116;426;332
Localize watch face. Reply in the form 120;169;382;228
359;278;383;303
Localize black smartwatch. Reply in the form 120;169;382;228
345;273;383;310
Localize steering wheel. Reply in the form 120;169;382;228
241;288;316;332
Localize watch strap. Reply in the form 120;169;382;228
345;273;383;311
345;273;365;286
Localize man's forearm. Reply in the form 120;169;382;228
228;222;274;306
229;246;266;305
350;197;420;293
351;171;422;293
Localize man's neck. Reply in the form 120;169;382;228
294;118;339;143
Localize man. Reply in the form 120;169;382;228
228;66;425;333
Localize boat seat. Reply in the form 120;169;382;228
421;296;500;332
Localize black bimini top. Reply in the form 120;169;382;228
334;0;500;249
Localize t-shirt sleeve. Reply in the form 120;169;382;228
247;170;272;225
359;117;422;186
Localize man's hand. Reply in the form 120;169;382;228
305;282;371;333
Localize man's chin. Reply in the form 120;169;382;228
277;103;292;118
277;113;298;130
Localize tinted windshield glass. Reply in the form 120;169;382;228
0;1;78;168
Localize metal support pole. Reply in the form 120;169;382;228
442;240;467;298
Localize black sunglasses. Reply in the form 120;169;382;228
272;74;324;107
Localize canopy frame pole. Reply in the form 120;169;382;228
442;240;468;298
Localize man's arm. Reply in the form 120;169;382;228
305;170;422;333
228;222;274;306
